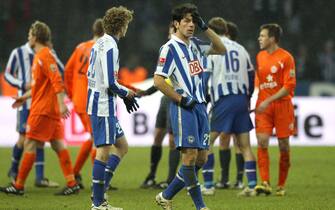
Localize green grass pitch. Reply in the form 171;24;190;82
0;146;335;210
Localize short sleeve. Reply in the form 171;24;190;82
155;45;175;78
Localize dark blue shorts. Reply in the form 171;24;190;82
210;94;253;134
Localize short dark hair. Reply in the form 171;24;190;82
172;3;198;22
226;21;238;41
30;21;51;45
92;18;104;37
260;23;283;43
103;6;133;36
208;17;227;35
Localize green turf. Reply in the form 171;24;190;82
0;146;335;210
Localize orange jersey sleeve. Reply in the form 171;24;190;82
256;48;296;101
66;40;95;113
64;48;77;98
30;47;65;119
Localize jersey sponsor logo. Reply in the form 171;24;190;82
49;63;57;72
157;57;166;66
290;69;295;77
188;60;203;76
271;65;278;73
260;74;277;89
187;135;195;144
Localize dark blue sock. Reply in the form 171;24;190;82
245;161;257;188
35;148;44;181
104;154;120;190
183;165;205;210
202;153;214;188
163;167;185;200
10;144;23;175
92;160;106;207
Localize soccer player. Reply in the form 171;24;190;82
4;28;60;188
87;7;138;210
200;17;257;197
64;18;104;189
140;24;181;190
254;23;296;196
202;21;246;192
154;3;226;210
0;21;80;196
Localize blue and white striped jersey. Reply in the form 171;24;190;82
5;43;34;110
86;34;129;117
207;36;254;103
155;35;209;103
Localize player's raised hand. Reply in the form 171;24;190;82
11;96;26;109
192;11;208;31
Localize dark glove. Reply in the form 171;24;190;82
123;97;139;113
192;11;208;31
180;95;196;109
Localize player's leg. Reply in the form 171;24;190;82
165;133;180;184
216;133;231;189
104;129;128;191
0;138;37;195
276;137;290;196
235;132;257;197
202;131;219;193
50;139;80;195
274;100;294;196
233;135;244;189
8;134;25;181
255;133;272;195
7;110;28;181
34;141;60;188
73;113;94;189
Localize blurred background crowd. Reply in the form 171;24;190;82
1;0;334;96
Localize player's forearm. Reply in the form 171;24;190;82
56;91;66;107
154;75;181;103
266;87;290;103
204;28;226;55
21;89;32;100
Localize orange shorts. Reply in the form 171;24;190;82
26;115;64;142
255;100;295;138
78;112;92;133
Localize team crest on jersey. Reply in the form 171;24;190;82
289;69;295;77
187;136;195;144
188;60;203;76
49;64;57;72
158;57;166;66
271;65;278;73
191;47;198;56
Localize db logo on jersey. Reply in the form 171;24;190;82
188;60;203;76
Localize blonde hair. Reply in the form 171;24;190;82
30;21;51;44
103;6;133;36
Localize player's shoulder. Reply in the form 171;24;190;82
278;48;294;61
77;40;95;49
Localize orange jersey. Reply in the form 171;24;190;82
30;47;65;119
256;48;296;101
64;40;95;113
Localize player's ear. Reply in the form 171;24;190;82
173;20;179;31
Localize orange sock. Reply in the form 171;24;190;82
57;149;76;187
15;152;36;189
257;147;270;183
278;150;290;187
73;140;93;175
91;148;96;164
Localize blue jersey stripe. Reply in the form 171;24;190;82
227;82;233;94
10;54;17;75
92;92;100;115
162;49;174;74
17;48;27;111
86;88;92;112
218;84;223;96
169;44;193;95
107;49;115;86
108;95;114;119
